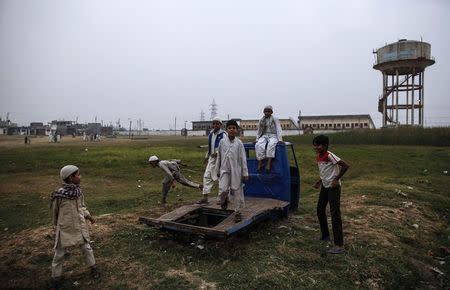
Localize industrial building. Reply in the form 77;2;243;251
298;114;375;134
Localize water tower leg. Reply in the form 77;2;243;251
396;70;399;125
411;72;415;125
406;75;409;124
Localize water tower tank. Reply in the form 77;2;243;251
373;39;435;127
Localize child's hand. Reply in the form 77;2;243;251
87;216;96;224
242;176;249;182
313;181;321;189
331;179;339;188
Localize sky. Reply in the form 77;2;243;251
1;0;449;129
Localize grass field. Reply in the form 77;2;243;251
0;132;449;289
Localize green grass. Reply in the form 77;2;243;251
0;134;449;289
287;126;450;146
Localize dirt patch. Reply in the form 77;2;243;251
166;267;217;289
0;213;143;288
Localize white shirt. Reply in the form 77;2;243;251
317;151;342;188
216;136;249;190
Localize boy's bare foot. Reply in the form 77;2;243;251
199;184;204;190
234;212;242;223
196;195;209;204
257;160;264;171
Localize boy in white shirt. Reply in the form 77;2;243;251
255;105;283;171
198;117;226;204
148;156;203;204
313;135;349;254
216;120;249;222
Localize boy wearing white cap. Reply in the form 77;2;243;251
255;105;283;171
198;117;226;204
50;165;99;288
148;156;203;204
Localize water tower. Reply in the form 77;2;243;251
373;39;435;127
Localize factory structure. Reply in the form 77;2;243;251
373;39;435;127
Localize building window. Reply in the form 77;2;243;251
346;123;350;127
313;124;316;128
355;123;359;127
320;124;324;127
364;123;368;127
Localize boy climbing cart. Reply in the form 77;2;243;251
139;142;300;238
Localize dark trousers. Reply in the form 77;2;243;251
317;186;344;246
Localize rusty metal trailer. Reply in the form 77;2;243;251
139;142;300;238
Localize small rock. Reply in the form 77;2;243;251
137;185;142;188
361;195;366;198
443;170;448;175
402;201;413;208
439;261;445;265
412;224;419;229
407;186;413;190
278;225;289;229
197;245;204;250
73;281;79;286
4;227;8;231
85;148;88;152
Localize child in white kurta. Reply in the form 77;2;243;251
216;120;249;221
199;117;226;204
255;105;283;171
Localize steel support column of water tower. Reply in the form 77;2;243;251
373;39;435;127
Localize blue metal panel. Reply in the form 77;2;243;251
243;143;292;202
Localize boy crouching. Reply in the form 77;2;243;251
50;165;99;288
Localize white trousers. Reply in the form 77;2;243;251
255;135;278;160
202;157;218;196
219;172;245;211
51;241;96;278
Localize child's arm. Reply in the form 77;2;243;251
81;195;96;224
275;118;283;142
313;179;322;189
240;142;249;181
331;159;350;188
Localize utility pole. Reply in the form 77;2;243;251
129;119;132;139
174;117;177;136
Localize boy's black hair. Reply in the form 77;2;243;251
226;119;238;129
313;134;329;146
63;171;78;183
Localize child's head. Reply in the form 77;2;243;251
60;165;81;184
312;134;329;154
226;120;238;138
212;117;222;132
148;155;159;167
263;105;273;118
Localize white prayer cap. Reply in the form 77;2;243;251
60;165;79;180
148;155;159;162
264;105;273;111
212;117;222;124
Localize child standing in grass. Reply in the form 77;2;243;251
216;119;249;222
51;165;99;289
313;135;349;254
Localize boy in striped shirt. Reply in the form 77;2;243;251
313;135;349;254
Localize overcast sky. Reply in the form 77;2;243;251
1;0;449;129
